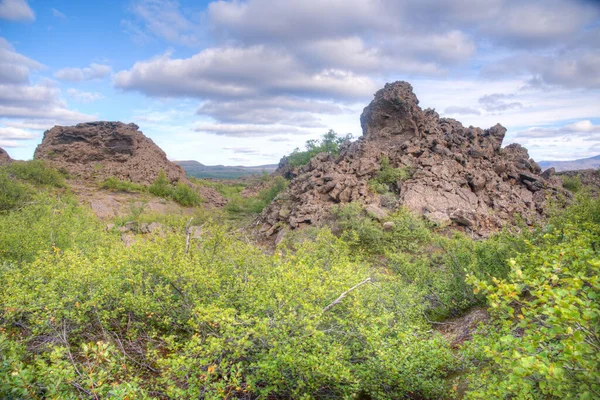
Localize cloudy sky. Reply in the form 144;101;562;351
0;0;599;165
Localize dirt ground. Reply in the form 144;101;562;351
68;180;196;220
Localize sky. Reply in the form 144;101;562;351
0;0;599;165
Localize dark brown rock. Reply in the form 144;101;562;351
0;147;12;165
258;81;566;237
34;122;186;184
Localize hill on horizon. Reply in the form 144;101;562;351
539;154;600;172
175;160;278;179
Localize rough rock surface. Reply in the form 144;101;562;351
0;147;12;165
258;81;567;237
34;122;186;184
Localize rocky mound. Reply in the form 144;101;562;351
258;81;567;237
34;122;186;184
0;147;11;165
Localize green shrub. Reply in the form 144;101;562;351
149;169;173;198
0;192;111;263
149;170;202;206
368;180;390;194
464;213;600;399
287;129;352;168
561;174;582;192
101;176;147;192
332;203;430;255
193;178;246;199
369;156;412;193
225;176;288;216
0;223;458;399
5;160;65;187
0;171;33;212
172;183;202;206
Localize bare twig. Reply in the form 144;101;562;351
184;217;193;255
322;277;371;312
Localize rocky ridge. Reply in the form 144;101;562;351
0;147;12;165
258;81;567;237
34;122;187;185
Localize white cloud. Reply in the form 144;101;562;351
0;126;38;148
109;0;600;162
194;122;311;137
512;120;600;160
483;0;598;48
0;38;96;146
223;146;261;155
114;47;378;100
478;93;523;112
197;96;345;127
54;63;112;82
444;106;481;116
51;8;66;19
67;88;104;103
124;0;203;46
0;37;43;85
0;0;34;21
0;126;37;139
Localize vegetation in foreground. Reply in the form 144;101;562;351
0;163;598;399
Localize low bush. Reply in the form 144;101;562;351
0;221;459;399
149;170;174;198
369;156;412;193
0;171;33;212
463;198;600;398
332;203;431;255
101;176;147;192
193;178;246;198
172;183;203;206
225;176;288;216
4;160;66;187
561;174;582;192
149;170;203;206
0;192;111;263
287;129;352;168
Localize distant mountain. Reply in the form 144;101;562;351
175;160;278;179
538;154;600;172
176;160;205;168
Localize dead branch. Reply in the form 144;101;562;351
184;217;193;255
322;277;372;312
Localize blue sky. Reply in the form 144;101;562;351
1;0;599;165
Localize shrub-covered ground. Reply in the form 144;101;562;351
0;163;598;399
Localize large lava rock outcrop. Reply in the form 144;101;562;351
259;81;566;237
0;147;12;165
34;122;186;184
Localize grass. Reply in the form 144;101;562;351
369;156;412;194
102;171;204;207
4;160;66;188
561;174;582;192
101;176;147;192
224;176;288;217
192;178;246;198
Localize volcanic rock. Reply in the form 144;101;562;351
34;122;186;184
0;147;12;165
259;81;567;237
